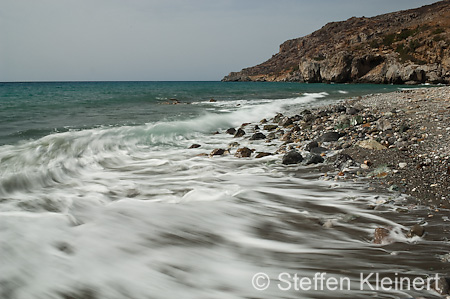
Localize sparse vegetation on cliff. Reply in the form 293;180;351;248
223;1;450;84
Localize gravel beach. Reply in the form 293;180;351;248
212;85;450;208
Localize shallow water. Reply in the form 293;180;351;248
0;82;448;298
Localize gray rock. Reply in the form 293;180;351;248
263;124;278;131
210;149;226;156
318;132;342;142
305;141;319;151
346;107;359;115
282;150;303;165
278;117;293;127
233;128;246;138
310;146;328;154
250;132;266;140
407;224;425;238
266;132;276;140
273;113;284;123
305;154;324;165
376;118;392;131
226;128;236;135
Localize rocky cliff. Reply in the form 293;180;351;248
222;1;450;84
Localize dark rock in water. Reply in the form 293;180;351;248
189;144;201;149
305;153;324;165
209;98;217;102
210;149;226;156
260;118;268;124
250;132;266;140
266;132;276;140
254;125;260;130
346;107;359;115
241;123;251;128
226;128;236;135
310;146;328;154
273;113;284;123
278;117;293;127
282;150;303;165
263;124;278;131
334;153;355;169
234;128;246;138
305;141;319;151
407;224;425;238
317;132;342;142
433;277;450;295
228;141;240;148
255;152;272;159
373;227;391;244
235;147;253;158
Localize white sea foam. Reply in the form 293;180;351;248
0;91;439;299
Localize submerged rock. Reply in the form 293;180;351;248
235;147;253;158
189;144;201;149
282;150;303;165
255;152;272;159
373;227;391;244
407;224;425;238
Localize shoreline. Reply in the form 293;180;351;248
209;85;450;208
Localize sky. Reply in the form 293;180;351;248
1;0;440;81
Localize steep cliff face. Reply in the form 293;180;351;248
223;1;450;84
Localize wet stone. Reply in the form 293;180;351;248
250;132;266;140
235;147;253;158
282;150;303;165
233;128;246;138
225;128;236;135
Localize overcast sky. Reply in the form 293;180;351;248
1;0;439;81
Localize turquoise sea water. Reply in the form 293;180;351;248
1;82;447;299
0;81;404;146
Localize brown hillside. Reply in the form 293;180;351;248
223;1;450;84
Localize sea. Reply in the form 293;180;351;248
0;81;448;299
